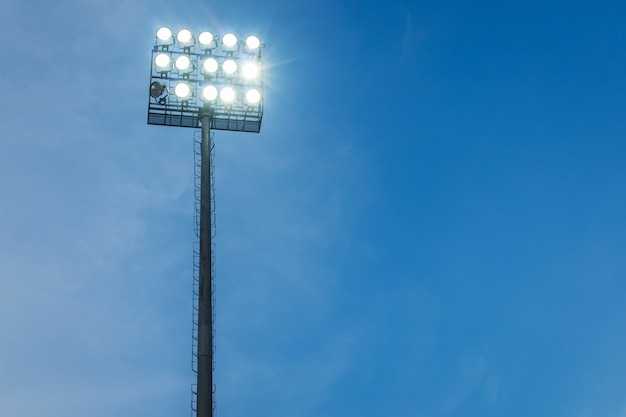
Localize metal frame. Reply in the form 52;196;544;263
147;29;264;132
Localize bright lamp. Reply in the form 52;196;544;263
157;27;173;41
177;29;193;44
203;58;218;74
155;53;171;69
245;36;261;50
245;89;261;104
241;62;259;79
198;31;214;47
175;55;192;71
202;85;218;101
220;86;236;103
223;59;237;74
222;33;238;48
175;82;192;99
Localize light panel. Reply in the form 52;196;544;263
149;27;264;132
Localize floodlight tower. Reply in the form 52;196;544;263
147;26;264;417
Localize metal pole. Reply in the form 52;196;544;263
197;112;214;417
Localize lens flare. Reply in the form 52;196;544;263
242;62;259;79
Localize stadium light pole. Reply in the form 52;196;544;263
146;26;264;417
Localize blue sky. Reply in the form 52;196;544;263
1;0;626;416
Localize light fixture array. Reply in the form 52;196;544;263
148;27;264;132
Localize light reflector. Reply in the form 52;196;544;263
150;81;166;98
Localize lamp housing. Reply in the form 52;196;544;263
156;27;175;49
147;28;264;132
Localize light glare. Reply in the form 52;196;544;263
246;89;261;104
202;85;218;101
155;53;171;68
245;36;261;49
203;58;218;73
177;29;193;43
175;82;191;98
220;87;236;103
242;62;259;79
198;31;214;46
223;59;237;74
156;27;172;41
175;55;191;71
222;33;237;47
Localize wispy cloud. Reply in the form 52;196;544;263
439;354;497;415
